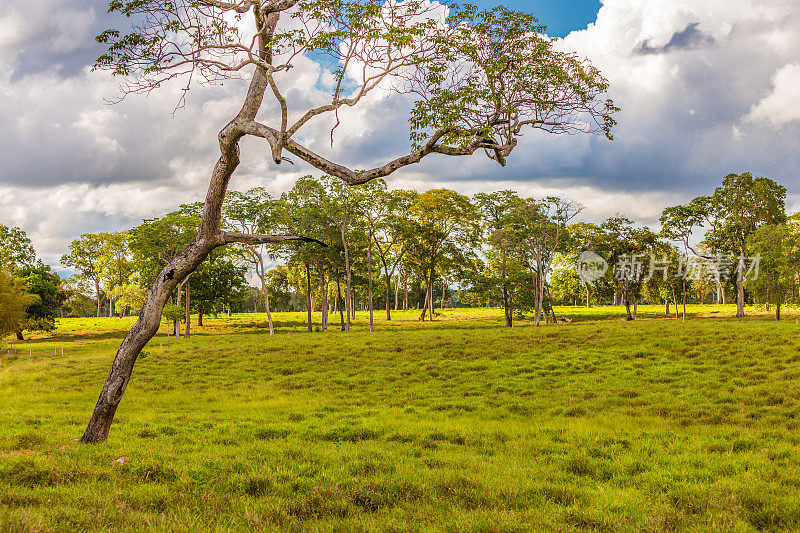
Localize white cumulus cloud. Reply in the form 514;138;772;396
745;63;800;126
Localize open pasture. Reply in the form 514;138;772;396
2;306;800;531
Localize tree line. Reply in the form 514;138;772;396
1;170;794;343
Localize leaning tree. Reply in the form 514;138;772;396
82;0;617;443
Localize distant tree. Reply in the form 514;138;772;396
95;232;134;319
550;268;582;306
407;189;481;321
60;276;98;318
373;189;417;320
281;177;336;332
223;188;282;334
601;217;658;321
475;191;523;326
15;264;61;340
565;222;606;307
265;265;296;313
129;209;199;335
0;269;37;340
0;225;35;270
61;234;105;317
512;197;582;326
356;179;402;332
706;173;786;317
84;0;617;442
746;223;798;320
665;173;786;317
191;253;249;323
641;241;683;318
316;175;362;332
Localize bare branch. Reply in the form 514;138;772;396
196;0;251;13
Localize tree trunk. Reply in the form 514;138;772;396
336;278;345;331
384;273;392;321
95;278;102;318
665;299;670;315
682;279;687;321
320;263;328;332
80;60;283;443
501;251;512;327
440;278;446;311
174;285;182;340
368;231;374;333
342;227;352;332
736;277;745;317
419;280;430;321
736;251;745;317
263;285;274;335
672;286;679;319
305;262;312;332
532;264;543;327
776;298;781;321
623;281;633;321
585;283;591;309
15;330;24;341
394;273;400;313
258;257;274;335
390;273;396;318
184;278;191;339
198;311;204;327
403;274;409;311
428;257;436;322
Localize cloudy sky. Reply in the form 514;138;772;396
1;0;799;269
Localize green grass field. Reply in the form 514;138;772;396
2;305;800;531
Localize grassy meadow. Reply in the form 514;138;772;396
2;305;800;531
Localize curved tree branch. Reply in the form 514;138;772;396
220;231;327;247
241;121;504;184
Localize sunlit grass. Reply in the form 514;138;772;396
2;305;800;530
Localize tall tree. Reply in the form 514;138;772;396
223;188;281;334
706;173;786;317
659;202;708;320
407;189;481;321
0;225;35;270
664;173;786;317
512;197;582;326
15;264;61;340
83;0;616;442
95;232;135;318
565;222;605;308
356;179;397;332
281;177;335;332
601;217;659;321
746;223;798;320
0;269;37;341
475;191;523;326
61;234;105;318
373;189;416;321
316;175;362;332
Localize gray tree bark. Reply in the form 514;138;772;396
81;39;319;441
319;262;328;332
342;227;352;332
368;230;374;333
95;277;102;318
184;278;191;339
